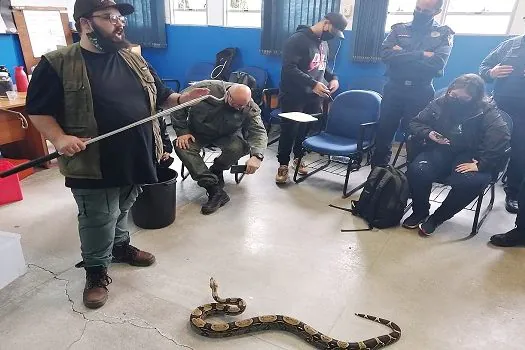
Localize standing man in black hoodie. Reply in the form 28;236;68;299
275;12;347;184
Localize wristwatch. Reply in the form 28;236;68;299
252;153;264;161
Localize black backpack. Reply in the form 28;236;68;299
211;47;238;81
228;71;257;90
332;166;409;231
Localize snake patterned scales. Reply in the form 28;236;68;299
190;278;401;349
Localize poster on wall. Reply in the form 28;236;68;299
0;0;17;33
23;10;67;56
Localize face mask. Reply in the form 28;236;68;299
444;94;474;118
87;22;130;53
412;10;434;27
320;31;335;41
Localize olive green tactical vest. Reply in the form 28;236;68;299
44;43;162;180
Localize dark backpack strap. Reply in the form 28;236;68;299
330;202;374;232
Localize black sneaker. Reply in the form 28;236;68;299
505;196;519;214
402;212;429;229
209;165;225;188
201;187;230;215
419;215;442;236
490;228;525;247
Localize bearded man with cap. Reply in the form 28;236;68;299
275;12;347;184
25;0;208;309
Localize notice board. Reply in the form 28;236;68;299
11;5;72;72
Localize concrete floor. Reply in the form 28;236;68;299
0;142;524;350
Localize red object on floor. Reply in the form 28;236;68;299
14;66;29;92
4;158;34;180
0;160;23;205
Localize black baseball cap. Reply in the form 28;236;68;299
73;0;134;21
324;12;348;39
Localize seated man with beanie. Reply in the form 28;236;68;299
25;0;208;309
172;80;268;215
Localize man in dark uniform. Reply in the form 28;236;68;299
480;36;525;214
370;0;454;167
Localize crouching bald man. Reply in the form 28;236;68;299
172;80;268;214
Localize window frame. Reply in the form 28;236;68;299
169;0;209;26
385;0;519;35
225;0;262;28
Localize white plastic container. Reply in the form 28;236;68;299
0;231;26;290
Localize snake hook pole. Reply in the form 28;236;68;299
0;94;225;179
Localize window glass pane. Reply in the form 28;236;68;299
445;15;511;34
228;0;261;11
176;0;206;10
385;14;413;30
388;0;416;13
447;0;516;13
173;10;207;25
226;11;261;27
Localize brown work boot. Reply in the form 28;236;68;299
83;267;112;309
112;243;156;267
293;158;308;175
275;165;289;184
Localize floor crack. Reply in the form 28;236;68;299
27;263;194;350
67;320;88;350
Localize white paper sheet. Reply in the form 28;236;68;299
278;112;319;123
23;10;66;57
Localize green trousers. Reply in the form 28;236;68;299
71;186;142;268
175;135;249;188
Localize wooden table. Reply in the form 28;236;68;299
0;92;51;168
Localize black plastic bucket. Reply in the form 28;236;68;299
131;167;178;229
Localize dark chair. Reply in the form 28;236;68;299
237;66;268;90
185;62;215;87
161;78;181;93
403;109;513;236
238;66;268;106
261;88;282;145
293;90;382;197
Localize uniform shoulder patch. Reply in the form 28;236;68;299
390;22;405;31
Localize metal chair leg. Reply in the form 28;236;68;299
392;137;406;167
293;153;331;184
470;184;496;236
181;163;190;180
342;161;354;198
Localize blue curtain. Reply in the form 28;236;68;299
116;0;167;48
261;0;341;56
351;0;388;63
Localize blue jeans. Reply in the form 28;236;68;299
71;186;142;268
407;148;491;222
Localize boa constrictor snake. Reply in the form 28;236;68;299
190;278;401;349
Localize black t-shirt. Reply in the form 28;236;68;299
26;48;173;189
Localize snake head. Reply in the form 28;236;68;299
209;277;218;291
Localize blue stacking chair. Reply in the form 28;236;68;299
293;90;382;197
185;62;215;86
261;88;282;145
238;66;268;90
